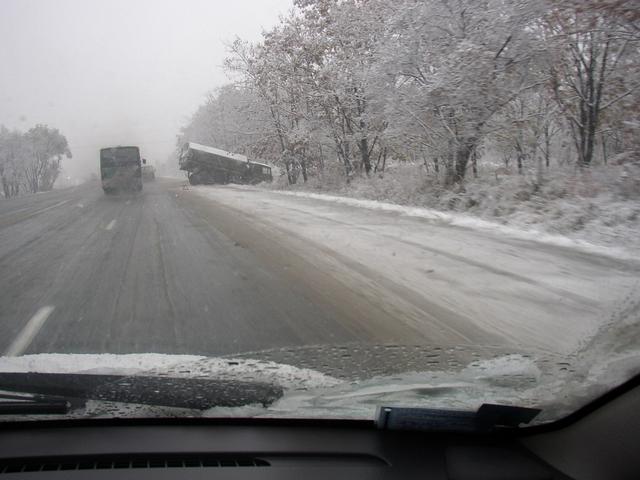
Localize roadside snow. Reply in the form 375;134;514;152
261;162;640;257
269;189;634;260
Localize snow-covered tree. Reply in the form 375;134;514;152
181;0;639;191
0;126;26;198
384;0;547;184
23;125;72;193
0;124;71;197
546;2;640;166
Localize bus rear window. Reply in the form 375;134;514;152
101;147;140;166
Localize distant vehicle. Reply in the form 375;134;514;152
141;162;156;182
100;146;143;194
179;142;272;185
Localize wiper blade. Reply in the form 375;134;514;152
0;392;70;415
376;403;541;433
0;372;283;410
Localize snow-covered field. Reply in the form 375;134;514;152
190;184;639;356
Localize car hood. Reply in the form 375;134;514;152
1;343;639;424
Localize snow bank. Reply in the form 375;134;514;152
262;162;639;259
268;189;634;260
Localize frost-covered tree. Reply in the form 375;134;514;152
294;0;392;176
23;125;72;193
181;0;640;190
385;0;547;184
0;126;26;198
0;124;71;197
178;85;269;158
226;26;311;183
546;3;640;166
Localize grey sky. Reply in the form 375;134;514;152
0;0;292;179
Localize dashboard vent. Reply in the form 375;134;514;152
0;456;270;473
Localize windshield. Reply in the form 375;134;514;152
0;0;639;425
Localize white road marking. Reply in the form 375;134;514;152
0;200;69;220
4;306;55;357
105;219;116;230
30;200;70;215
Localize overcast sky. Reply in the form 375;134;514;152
0;0;293;179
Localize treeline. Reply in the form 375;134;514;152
0;125;71;198
179;0;640;186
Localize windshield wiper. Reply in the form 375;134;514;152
0;372;283;411
376;404;541;433
0;392;71;415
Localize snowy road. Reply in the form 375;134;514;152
191;184;640;356
0;178;637;365
0;178;433;357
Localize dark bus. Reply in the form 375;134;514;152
100;146;143;194
179;142;272;185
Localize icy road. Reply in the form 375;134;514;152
0;178;637;361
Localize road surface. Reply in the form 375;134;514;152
1;178;637;366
